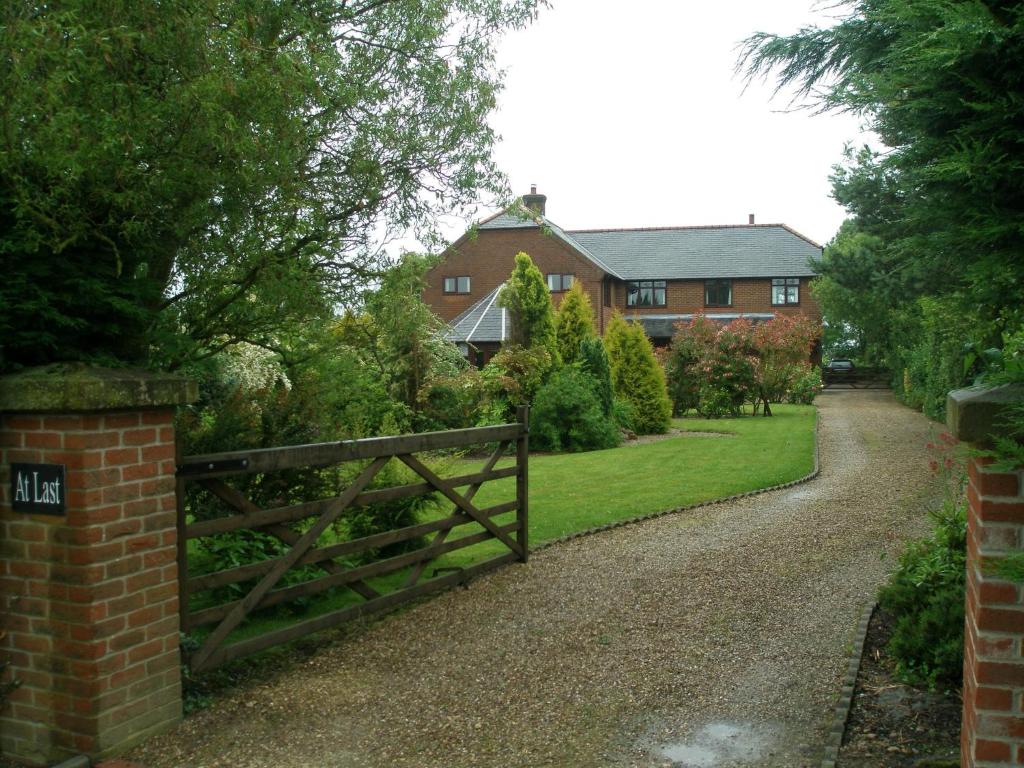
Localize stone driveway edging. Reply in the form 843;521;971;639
821;602;875;768
530;413;822;555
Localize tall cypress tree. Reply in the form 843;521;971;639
499;252;560;365
605;318;672;435
555;281;595;365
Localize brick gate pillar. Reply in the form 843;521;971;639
0;365;196;766
949;384;1024;767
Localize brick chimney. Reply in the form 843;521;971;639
522;185;547;216
748;213;755;224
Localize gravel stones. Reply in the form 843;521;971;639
130;391;939;768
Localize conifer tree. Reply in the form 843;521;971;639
578;338;614;417
605;318;672;434
555;281;595;365
500;252;560;365
603;312;630;389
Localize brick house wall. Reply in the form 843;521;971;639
424;226;822;339
422;227;608;330
612;277;821;321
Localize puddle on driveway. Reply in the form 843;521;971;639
654;721;781;767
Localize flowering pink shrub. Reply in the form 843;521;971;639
666;314;821;417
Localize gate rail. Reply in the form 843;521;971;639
822;366;891;389
176;407;528;673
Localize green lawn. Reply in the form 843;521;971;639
198;404;816;648
433;402;816;568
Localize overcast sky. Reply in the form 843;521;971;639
424;0;872;251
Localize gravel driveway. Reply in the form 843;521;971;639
131;390;940;768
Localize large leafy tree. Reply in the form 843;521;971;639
335;254;466;423
0;0;539;371
740;0;1024;334
810;221;892;362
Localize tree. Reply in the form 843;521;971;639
739;0;1024;336
555;281;595;364
603;313;631;388
335;254;467;426
499;252;560;364
604;318;672;434
812;221;892;363
0;0;540;372
750;315;821;416
578;338;614;417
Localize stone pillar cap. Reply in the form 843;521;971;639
0;364;197;413
947;382;1024;447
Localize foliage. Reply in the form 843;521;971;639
578;338;614;417
750;315;821;415
481;344;555;419
337;254;468;428
529;368;620;452
416;368;488;431
669;316;756;418
891;296;978;421
786;367;823;405
499;252;560;364
555;281;596;365
740;1;1024;326
177;339;444;607
664;324;702;416
811;223;891;364
0;0;539;372
878;435;966;689
668;315;821;418
604;316;672;434
968;323;1024;471
740;0;1024;423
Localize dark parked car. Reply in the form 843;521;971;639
823;358;855;374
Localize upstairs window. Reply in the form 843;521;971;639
546;273;574;292
443;276;471;294
626;280;666;307
704;279;732;307
772;277;800;305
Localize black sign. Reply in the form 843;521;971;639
10;463;66;515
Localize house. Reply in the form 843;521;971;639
423;187;822;366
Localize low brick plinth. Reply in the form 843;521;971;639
0;365;195;765
949;384;1024;767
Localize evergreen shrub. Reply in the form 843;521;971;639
578;337;614;416
878;441;966;689
605;316;672;434
529;368;620;452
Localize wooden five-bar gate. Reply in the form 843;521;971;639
822;366;891;389
176;407;529;673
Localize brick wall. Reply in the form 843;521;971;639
963;456;1024;767
615;277;821;321
0;408;182;765
423;227;607;329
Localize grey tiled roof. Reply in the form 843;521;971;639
628;313;776;339
477;208;540;230
445;285;508;344
568;225;820;280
